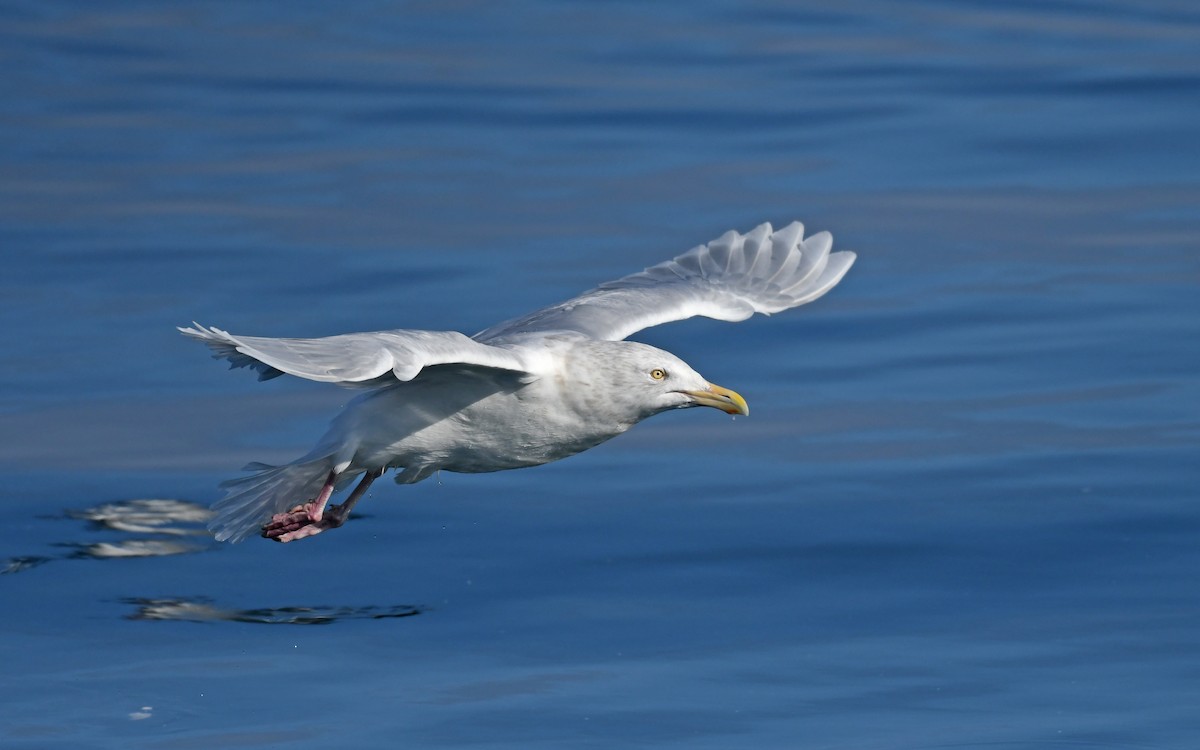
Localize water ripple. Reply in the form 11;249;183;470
2;498;214;575
123;597;423;625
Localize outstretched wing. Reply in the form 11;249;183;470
179;324;533;384
474;221;856;342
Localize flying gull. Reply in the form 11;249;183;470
181;221;856;543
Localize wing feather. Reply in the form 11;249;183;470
179;324;532;385
475;221;856;342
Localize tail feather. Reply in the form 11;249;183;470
209;458;335;543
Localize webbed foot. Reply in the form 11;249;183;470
263;502;351;543
259;468;382;544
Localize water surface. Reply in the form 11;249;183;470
1;2;1198;748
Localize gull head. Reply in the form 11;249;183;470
569;340;749;423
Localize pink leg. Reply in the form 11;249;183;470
264;468;383;544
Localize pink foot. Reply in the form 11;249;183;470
259;468;382;544
262;501;352;543
261;500;322;541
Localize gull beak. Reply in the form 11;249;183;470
681;382;750;416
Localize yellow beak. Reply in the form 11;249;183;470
681;382;749;416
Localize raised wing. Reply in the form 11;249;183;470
474;221;856;342
180;324;533;384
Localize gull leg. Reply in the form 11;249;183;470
271;468;384;544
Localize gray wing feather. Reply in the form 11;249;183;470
474;221;856;342
179;324;532;384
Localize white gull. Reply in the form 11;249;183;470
181;221;856;543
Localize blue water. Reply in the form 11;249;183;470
2;1;1199;747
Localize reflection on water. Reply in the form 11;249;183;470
2;556;51;575
2;498;215;575
65;538;210;560
66;498;213;535
124;597;423;625
3;496;424;626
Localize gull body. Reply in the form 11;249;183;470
319;338;730;478
182;221;855;543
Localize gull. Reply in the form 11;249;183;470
181;221;856;543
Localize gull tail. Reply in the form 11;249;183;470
209;456;340;543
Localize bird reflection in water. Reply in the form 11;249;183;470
124;597;423;625
2;498;214;575
69;498;213;535
4;498;423;624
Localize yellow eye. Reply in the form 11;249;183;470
650;368;667;380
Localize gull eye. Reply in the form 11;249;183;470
650;368;667;381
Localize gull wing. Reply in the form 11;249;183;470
474;221;856;343
180;324;533;384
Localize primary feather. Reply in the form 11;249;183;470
475;221;855;342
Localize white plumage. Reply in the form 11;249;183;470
181;221;856;543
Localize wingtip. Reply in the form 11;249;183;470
178;321;215;338
818;250;857;289
179;323;237;344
